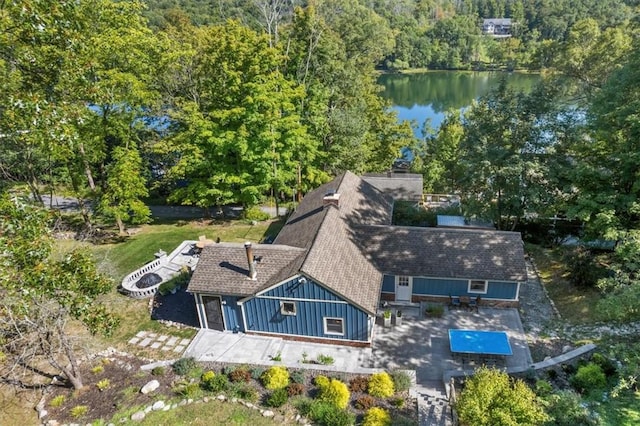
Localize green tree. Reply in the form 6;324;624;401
456;367;548;426
0;195;120;390
421;111;464;192
97;144;151;234
457;80;559;229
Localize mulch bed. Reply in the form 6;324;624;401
44;354;418;425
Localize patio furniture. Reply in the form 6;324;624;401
468;296;479;311
449;296;461;309
460;295;470;309
449;329;513;366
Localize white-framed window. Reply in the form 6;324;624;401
397;276;410;287
323;317;344;335
468;280;488;294
280;301;297;316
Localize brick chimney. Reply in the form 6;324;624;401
244;242;257;280
322;191;340;209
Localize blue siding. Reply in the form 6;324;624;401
243;277;370;341
396;276;518;300
381;275;395;293
222;296;244;332
260;276;342;301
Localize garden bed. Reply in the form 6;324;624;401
43;354;418;425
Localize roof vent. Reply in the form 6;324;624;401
323;191;340;209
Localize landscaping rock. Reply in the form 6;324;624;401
216;394;226;401
152;400;165;411
131;411;146;421
140;379;160;394
562;345;573;353
178;399;188;406
144;405;152;413
38;409;48;419
263;410;275;417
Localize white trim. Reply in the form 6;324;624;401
280;301;297;316
256;295;348;304
389;274;521;284
195;294;206;328
468;280;488;294
253;274;308;297
323;317;345;336
395;275;413;301
515;281;521;301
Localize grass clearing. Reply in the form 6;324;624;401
595;390;640;426
526;243;602;324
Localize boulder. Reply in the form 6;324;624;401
152;400;165;411
263;410;275;417
140;379;160;394
131;411;146;421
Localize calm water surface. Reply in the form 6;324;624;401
378;71;540;136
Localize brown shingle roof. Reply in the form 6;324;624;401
356;225;527;282
187;243;306;295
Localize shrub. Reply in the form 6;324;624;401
172;357;198;376
390;370;412;393
243;206;270;221
534;379;553;396
368;372;394;398
362;407;391;426
563;246;606;288
229;383;259;402
70;405;88;418
290;370;305;384
91;365;104;374
456;367;548;426
570;362;606;394
49;395;65;408
158;272;189;295
424;304;444;318
229;368;251;383
250;367;265;380
96;379;110;391
315;375;350;409
287;382;305;396
201;370;228;392
222;365;237;375
354;395;376;410
266;388;289;407
390;397;405;408
591;353;617;377
175;381;201;398
543;390;600;426
317;354;335;365
349;376;369;393
262;366;290;390
271;351;282;361
151;366;165;376
299;400;355;426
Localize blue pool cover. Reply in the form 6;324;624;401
449;329;513;356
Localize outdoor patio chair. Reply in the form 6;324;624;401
449;296;461;309
468;296;479;311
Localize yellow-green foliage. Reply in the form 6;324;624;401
49;395;66;408
96;379;111;391
368;372;395;398
363;407;391;426
315;375;350;409
261;366;290;390
70;405;88;418
91;365;104;374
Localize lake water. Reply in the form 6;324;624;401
378;71;541;136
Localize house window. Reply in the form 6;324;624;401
324;317;344;335
398;276;410;287
280;301;297;316
468;280;488;294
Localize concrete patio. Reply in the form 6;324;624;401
371;305;532;383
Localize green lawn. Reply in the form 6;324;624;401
525;243;602;324
55;218;283;354
596;391;640;426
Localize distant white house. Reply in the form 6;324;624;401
482;18;513;37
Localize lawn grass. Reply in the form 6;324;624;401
595;390;640;426
54;218;283;353
526;243;602;324
125;399;283;426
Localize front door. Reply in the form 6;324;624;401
202;296;224;331
395;276;412;302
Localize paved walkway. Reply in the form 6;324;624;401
128;331;191;354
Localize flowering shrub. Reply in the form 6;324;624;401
362;407;391;426
261;366;290;390
315;375;350;409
